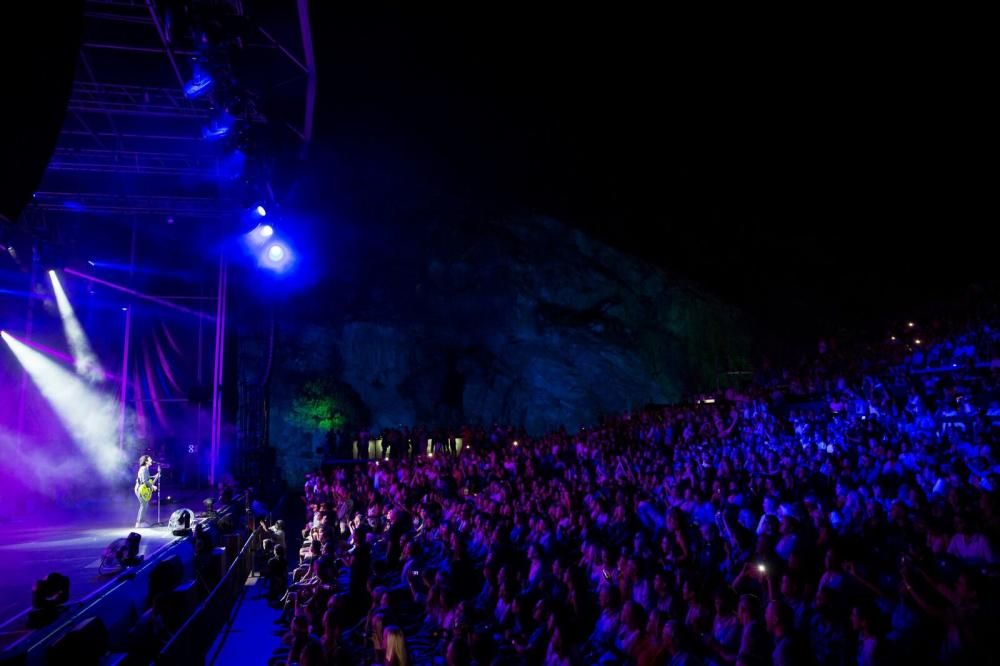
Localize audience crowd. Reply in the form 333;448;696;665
275;318;1000;665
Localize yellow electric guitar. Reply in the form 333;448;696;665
136;468;161;502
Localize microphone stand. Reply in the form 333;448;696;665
151;463;168;527
157;463;162;526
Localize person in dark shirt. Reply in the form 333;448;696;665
767;599;808;666
735;595;770;665
315;541;338;586
267;544;288;605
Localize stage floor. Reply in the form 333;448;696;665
0;492;202;629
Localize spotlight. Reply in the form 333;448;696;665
265;243;285;263
202;109;235;140
184;64;214;99
258;224;274;239
98;533;143;575
126;532;142;561
907;322;915;328
169;508;194;536
914;339;921;345
254;205;267;218
97;539;127;574
27;572;70;628
254;239;293;273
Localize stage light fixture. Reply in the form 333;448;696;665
266;243;285;263
249;234;294;273
184;64;214;99
255;205;267;217
27;572;70;628
169;508;195;536
202;109;236;140
98;533;143;575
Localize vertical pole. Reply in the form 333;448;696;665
209;256;228;486
196;281;204;489
118;218;138;451
296;0;316;156
218;261;228;479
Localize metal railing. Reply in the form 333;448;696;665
156;529;260;665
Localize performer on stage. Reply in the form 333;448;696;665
134;455;159;528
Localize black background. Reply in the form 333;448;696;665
304;5;994;340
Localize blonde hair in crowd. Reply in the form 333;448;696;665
383;625;409;666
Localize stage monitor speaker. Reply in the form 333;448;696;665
169;508;195;536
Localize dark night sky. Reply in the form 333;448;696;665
301;6;992;340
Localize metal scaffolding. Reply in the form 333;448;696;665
16;0;316;486
31;192;229;218
37;0;313;187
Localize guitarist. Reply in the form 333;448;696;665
134;455;160;528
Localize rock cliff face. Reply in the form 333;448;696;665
267;216;748;473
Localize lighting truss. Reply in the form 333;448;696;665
30;192;231;219
69;82;214;120
47;147;224;177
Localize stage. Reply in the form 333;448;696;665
0;490;205;630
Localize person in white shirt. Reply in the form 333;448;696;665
756;496;779;536
947;514;994;565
